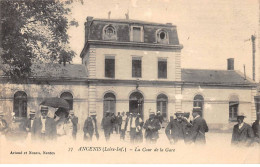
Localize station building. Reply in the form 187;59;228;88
0;17;258;131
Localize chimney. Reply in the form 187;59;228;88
108;11;111;19
251;35;256;81
85;16;93;43
87;16;93;22
125;9;129;20
227;58;234;70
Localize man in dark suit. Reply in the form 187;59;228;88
231;112;254;146
31;106;57;141
116;112;122;134
252;112;260;143
101;111;114;141
190;108;209;145
68;110;78;140
143;110;161;144
83;112;99;141
165;111;191;144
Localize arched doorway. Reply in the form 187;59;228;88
157;94;168;121
60;92;73;110
129;92;144;118
103;92;116;117
193;94;204;117
13;91;27;118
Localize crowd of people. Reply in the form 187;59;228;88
0;106;260;147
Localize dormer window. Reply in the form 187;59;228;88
156;29;169;44
130;26;144;42
103;25;117;40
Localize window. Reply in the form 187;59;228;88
156;29;169;44
105;57;115;78
157;94;168;121
133;27;141;42
229;95;239;121
160;31;166;39
229;102;238;121
255;97;260;120
103;93;116;116
103;25;117;40
132;57;142;78
158;59;167;78
130;26;143;42
193;94;204;117
13;91;27;117
60;92;73;110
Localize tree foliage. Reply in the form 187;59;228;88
0;0;81;81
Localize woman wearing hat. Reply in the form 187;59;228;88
231;112;254;146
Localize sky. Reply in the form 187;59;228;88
67;0;259;82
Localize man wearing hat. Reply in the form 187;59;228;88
31;106;57;141
143;110;161;144
25;111;36;133
190;107;209;144
83;112;99;141
252;112;260;143
183;112;193;143
0;112;8;135
115;112;122;134
135;113;144;143
165;111;191;144
120;112;129;140
101;110;115;141
155;110;164;124
126;112;144;143
231;112;254;146
67;110;78;140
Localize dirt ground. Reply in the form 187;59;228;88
1;129;260;164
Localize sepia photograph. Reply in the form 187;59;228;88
0;0;260;164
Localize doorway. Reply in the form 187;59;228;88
129;92;144;119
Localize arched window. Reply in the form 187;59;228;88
60;92;73;110
103;25;117;40
156;29;169;44
129;92;144;118
193;94;204;117
103;92;116;116
157;94;168;121
229;95;239;121
13;91;27;117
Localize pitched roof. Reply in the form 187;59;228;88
30;63;87;79
93;18;175;27
181;69;255;85
0;64;87;80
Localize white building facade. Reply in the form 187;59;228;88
0;17;258;132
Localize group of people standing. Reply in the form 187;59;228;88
30;106;78;141
165;108;208;145
0;106;260;147
97;108;209;145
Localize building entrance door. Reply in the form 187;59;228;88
129;92;144;119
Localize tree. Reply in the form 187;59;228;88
0;0;81;81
